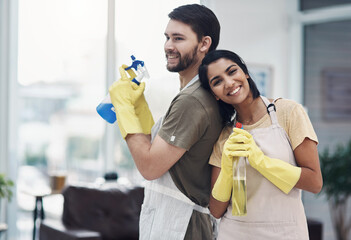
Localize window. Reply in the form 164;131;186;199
16;0;199;237
300;0;351;11
18;0;108;182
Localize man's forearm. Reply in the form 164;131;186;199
125;133;186;180
125;133;154;180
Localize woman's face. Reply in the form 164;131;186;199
207;58;250;106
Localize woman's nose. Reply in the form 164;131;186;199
224;77;235;88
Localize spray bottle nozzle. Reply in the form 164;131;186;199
125;55;150;85
125;55;145;71
235;122;243;129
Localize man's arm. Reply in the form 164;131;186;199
125;134;186;180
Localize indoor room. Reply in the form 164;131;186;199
1;0;350;239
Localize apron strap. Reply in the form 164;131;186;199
145;181;210;214
260;96;279;126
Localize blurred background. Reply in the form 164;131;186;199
0;0;350;239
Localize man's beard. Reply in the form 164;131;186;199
166;46;199;72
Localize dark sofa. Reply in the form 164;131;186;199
39;184;322;240
39;184;144;240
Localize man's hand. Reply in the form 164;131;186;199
108;66;145;138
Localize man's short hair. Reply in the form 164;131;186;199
168;4;220;52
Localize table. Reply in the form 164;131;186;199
21;188;60;240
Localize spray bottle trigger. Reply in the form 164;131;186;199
125;55;144;71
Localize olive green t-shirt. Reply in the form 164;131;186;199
158;80;223;239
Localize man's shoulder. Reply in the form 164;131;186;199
177;81;216;104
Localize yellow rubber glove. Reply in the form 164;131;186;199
121;65;154;134
230;128;301;194
212;132;239;202
108;66;144;138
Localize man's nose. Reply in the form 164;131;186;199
164;39;174;51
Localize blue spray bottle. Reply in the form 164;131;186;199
96;55;149;124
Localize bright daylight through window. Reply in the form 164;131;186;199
16;0;198;238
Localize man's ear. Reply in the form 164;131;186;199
200;36;212;53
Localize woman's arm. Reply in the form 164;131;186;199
209;166;230;219
294;137;323;194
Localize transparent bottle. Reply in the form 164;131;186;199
232;156;247;216
231;122;247;216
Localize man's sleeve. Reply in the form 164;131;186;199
158;95;208;150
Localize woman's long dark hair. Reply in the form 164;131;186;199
199;50;260;126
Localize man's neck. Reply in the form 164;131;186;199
178;61;201;89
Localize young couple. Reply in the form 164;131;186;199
109;4;322;240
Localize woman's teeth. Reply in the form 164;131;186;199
229;87;240;95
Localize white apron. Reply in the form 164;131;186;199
217;96;309;240
139;76;216;240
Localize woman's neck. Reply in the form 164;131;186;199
234;96;266;125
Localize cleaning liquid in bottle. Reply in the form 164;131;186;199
96;55;149;124
232;122;247;216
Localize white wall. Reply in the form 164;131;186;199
203;0;298;100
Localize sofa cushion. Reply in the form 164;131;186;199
62;185;144;240
40;219;102;240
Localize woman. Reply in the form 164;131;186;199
198;50;323;240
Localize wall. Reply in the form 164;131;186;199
303;19;351;240
204;0;294;100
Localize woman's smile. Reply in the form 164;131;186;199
228;86;241;96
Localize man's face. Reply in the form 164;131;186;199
164;20;201;72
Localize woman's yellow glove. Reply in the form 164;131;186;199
231;128;301;194
109;66;144;138
212;131;239;202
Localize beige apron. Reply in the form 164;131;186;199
217;96;309;240
139;76;216;240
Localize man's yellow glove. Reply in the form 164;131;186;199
230;128;301;194
109;66;144;138
121;65;154;134
212;132;239;202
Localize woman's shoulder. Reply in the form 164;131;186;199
274;98;302;113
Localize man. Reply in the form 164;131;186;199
109;4;222;240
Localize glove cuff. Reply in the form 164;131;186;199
136;103;154;134
259;156;302;194
212;173;233;202
116;107;143;139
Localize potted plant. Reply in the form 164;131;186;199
319;139;351;240
0;173;13;202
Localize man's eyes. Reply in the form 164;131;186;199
165;36;184;41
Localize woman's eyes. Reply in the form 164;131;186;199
212;79;222;87
211;68;238;87
228;69;237;75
